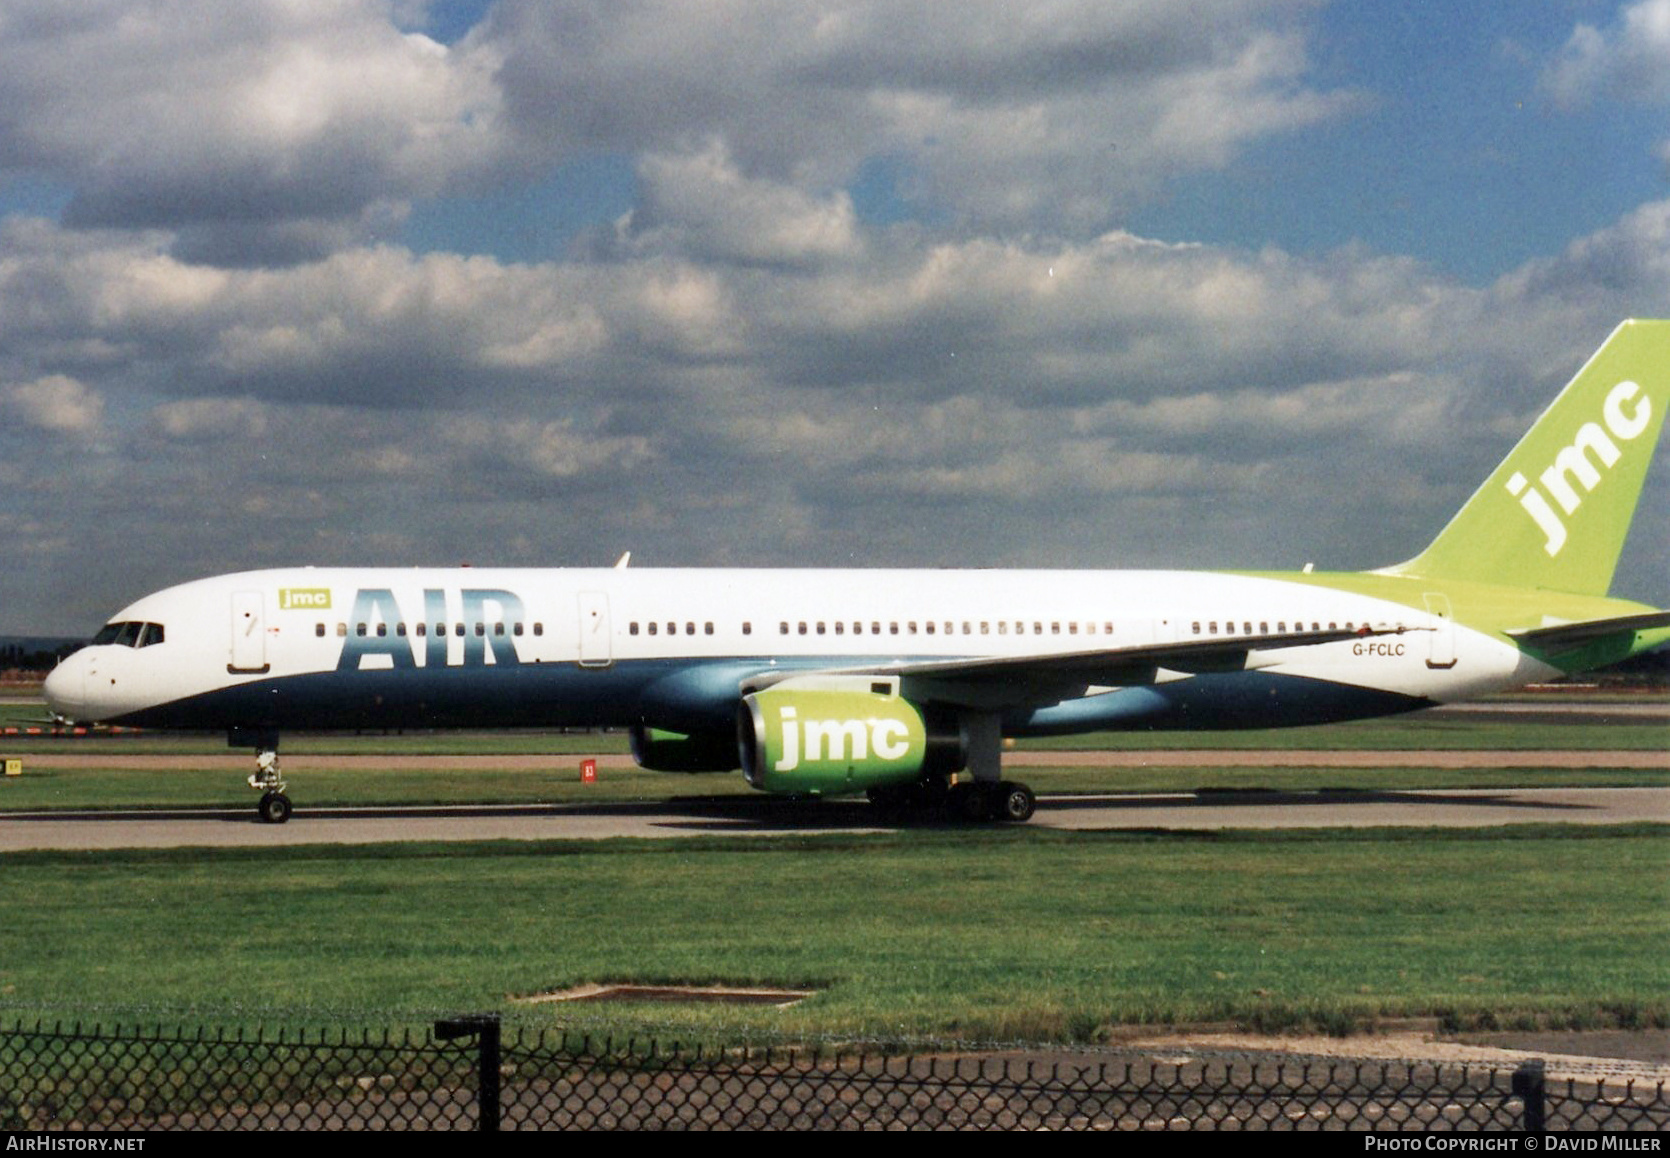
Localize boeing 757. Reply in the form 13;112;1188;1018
43;320;1670;824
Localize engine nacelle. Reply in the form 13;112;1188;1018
738;676;963;795
628;725;740;773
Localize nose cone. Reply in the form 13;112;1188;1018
42;655;87;723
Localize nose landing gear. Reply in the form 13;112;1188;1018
235;731;293;824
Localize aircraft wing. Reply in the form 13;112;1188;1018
744;625;1412;709
1504;610;1670;654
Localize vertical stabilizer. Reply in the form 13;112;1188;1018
1385;320;1669;595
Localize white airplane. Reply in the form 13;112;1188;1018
44;320;1670;825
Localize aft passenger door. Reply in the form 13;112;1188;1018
1423;593;1457;670
577;591;612;668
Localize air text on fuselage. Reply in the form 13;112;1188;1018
336;588;526;671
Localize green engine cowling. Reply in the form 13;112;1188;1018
629;725;741;772
738;678;961;795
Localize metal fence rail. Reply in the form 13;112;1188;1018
2;1017;1665;1131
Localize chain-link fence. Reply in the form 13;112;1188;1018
2;1016;1665;1131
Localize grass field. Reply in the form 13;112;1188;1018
0;826;1663;1043
1;695;1666;813
2;692;1663;1044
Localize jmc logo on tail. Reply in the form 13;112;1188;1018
1506;380;1652;556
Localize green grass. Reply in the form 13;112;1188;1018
5;696;1666;756
0;760;1665;813
0;826;1664;1044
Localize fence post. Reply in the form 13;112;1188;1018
1511;1059;1546;1133
435;1013;502;1131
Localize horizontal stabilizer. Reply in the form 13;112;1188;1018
1505;610;1670;653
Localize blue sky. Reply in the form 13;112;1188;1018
0;0;1665;632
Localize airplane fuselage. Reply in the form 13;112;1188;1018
45;564;1595;741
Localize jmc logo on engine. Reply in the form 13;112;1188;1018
772;706;914;772
744;686;929;796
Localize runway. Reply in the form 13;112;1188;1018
0;786;1663;851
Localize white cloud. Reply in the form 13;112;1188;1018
151;398;272;441
1544;0;1670;107
0;0;508;262
625;143;863;268
485;0;1359;233
0;374;103;433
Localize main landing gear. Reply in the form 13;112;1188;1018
950;779;1036;823
866;712;1036;823
239;734;293;824
867;777;1036;823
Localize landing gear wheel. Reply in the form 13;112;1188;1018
257;791;293;825
954;782;995;822
996;780;1035;823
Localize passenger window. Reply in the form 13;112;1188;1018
356;624;368;638
630;623;639;635
376;623;387;637
316;624;326;638
742;622;752;635
686;622;696;635
533;624;543;636
648;622;658;635
704;623;714;635
337;623;348;638
416;623;427;638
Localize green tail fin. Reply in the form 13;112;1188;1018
1386;319;1669;595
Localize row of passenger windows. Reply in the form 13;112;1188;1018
316;622;544;638
630;622;717;636
624;620;1117;638
310;617;1378;643
1192;620;1349;636
781;620;1115;637
92;621;165;648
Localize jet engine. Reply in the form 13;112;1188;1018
738;676;964;795
628;725;740;773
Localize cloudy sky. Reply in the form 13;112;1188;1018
1;0;1667;635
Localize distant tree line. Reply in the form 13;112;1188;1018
0;640;81;673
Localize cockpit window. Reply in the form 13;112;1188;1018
92;621;166;648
